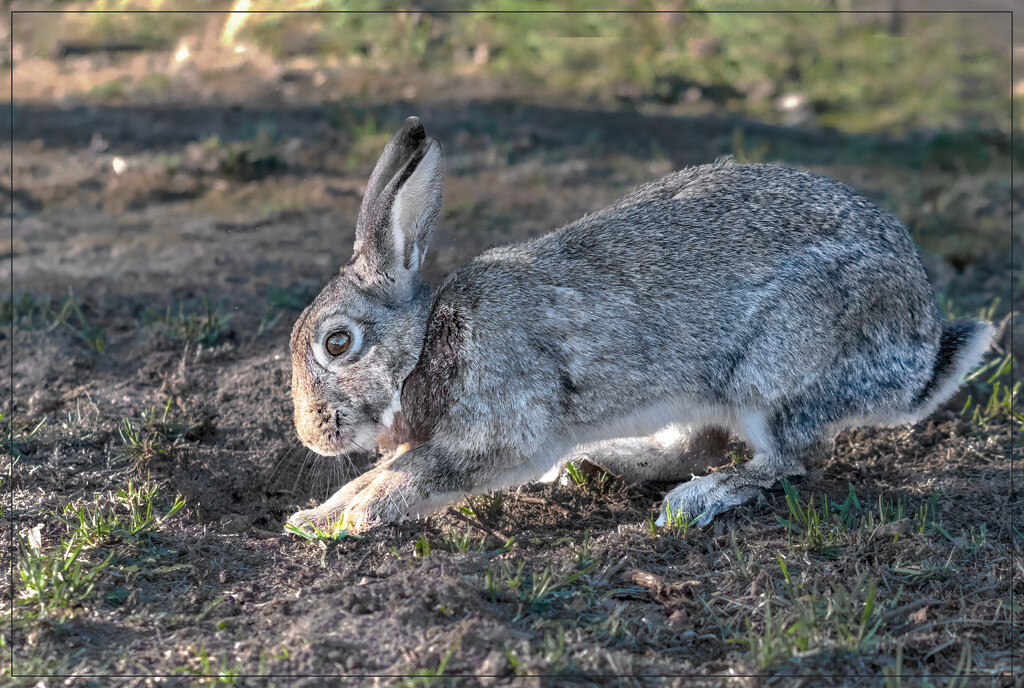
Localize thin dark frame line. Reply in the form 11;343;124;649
7;8;1019;13
4;675;1011;679
6;5;1017;682
7;7;12;683
1009;7;1016;678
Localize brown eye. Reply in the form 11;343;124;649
325;331;351;356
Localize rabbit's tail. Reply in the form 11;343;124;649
912;319;995;419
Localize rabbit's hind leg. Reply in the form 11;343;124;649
564;424;730;483
657;406;827;526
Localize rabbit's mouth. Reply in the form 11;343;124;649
296;419;379;459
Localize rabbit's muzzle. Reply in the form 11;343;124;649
294;401;356;456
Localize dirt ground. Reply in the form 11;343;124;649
2;41;1023;687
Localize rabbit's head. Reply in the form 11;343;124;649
290;117;444;456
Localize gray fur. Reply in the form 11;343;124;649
288;119;994;534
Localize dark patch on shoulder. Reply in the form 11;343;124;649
529;337;580;413
560;373;579;397
398;300;469;442
713;348;745;401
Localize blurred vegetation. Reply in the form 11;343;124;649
1;292;106;353
38;0;1016;135
209;127;286;181
139;295;234;347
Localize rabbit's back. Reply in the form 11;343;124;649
430;161;943;443
551;160;928;282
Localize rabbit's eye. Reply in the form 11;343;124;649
325;331;351;356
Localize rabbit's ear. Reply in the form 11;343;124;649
357;116;427;228
352;118;444;301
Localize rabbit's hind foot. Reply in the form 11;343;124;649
657;451;807;527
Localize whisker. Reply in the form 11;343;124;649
384;489;401;518
340;440;372;482
322;457;333;501
310;454;324;501
264;439;302;490
331;459;345;496
332;453;345;484
339;447;362;482
396;485;410;510
291;450;315;500
323;456;337;500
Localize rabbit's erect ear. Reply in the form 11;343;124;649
357;116;427;228
351;117;444;301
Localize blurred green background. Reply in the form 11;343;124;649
7;1;1020;134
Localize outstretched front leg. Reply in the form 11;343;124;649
286;442;520;534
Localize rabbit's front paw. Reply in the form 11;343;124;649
286;506;342;537
284;494;398;536
336;481;411;533
286;467;415;535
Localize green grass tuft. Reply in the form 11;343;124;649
434;526;483;554
565;460;611;493
140;295;234;347
1;291;105;352
486;556;599;621
284;517;350;567
396;643;457;688
649;503;702;538
962;351;1020;427
324;107;396;170
16;532;113;617
215;127;286;182
175;646;243;687
114;399;200;465
256;284;311;337
283;518;349;542
2;412;47;460
735;558;885;671
57;479;186;548
777;481;949;557
17;479;184;618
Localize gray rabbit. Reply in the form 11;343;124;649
287;116;993;534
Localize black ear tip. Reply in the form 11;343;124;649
400;116;427;142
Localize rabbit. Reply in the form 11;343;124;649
287;116;994;534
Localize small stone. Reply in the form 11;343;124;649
220;513;248;534
28;389;58;418
476;650;509;684
750;570;767;597
875;519;911;538
667;609;688;624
